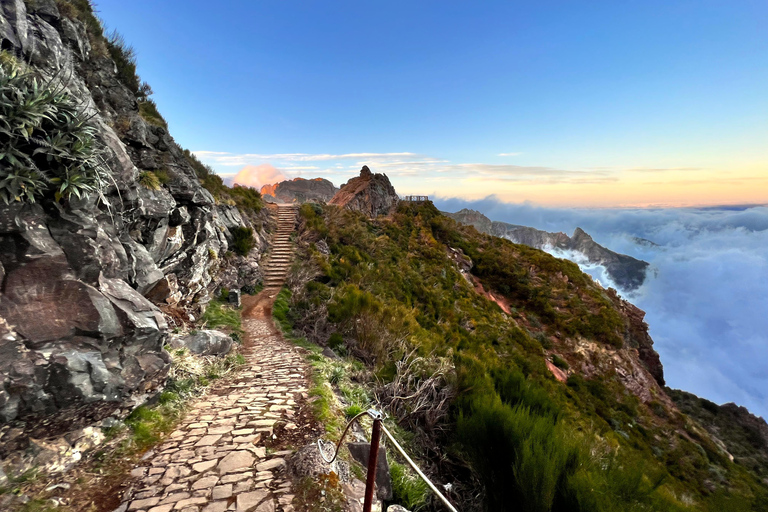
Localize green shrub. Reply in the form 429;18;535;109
328;332;345;351
344;404;364;419
138;99;167;127
201;299;243;337
328;365;345;385
390;461;430;511
231;226;255;256
0;63;106;204
139;171;161;190
106;30;141;94
272;288;293;334
552;354;569;370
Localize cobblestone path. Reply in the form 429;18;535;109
118;205;305;512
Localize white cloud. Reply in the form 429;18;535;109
192;151;421;166
230;164;287;189
192;149;616;185
498;152;522;157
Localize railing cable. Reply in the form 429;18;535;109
317;408;459;512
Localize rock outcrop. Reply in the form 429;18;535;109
445;209;649;291
260;177;338;204
329;166;399;218
168;330;233;356
0;0;267;444
670;388;768;479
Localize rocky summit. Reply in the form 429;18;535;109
260;177;338;204
328;165;399;218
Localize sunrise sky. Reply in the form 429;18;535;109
98;0;768;207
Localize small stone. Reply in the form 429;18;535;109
221;472;253;484
218;451;255;474
192;476;219;490
234;479;254;493
232;429;254;436
192;460;218;473
148;506;174;512
131;467;147;478
236;490;269;512
255;459;285;472
212;484;233;500
159;493;190;505
202;502;228;512
195;435;223;447
255;499;275;512
128;497;161;511
174;497;208;509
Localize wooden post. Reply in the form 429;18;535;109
363;416;383;512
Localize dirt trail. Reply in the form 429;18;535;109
116;205;307;512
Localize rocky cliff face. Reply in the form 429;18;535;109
445;208;649;291
0;0;267;447
329;166;399;218
260;177;338;204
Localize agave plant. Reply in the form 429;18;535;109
0;55;107;205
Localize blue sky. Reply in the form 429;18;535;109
97;0;768;206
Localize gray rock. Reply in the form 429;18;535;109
25;0;59;21
289;442;350;483
228;289;242;308
169;330;233;356
169;206;191;226
346;443;392;500
387;506;411;512
0;0;272;446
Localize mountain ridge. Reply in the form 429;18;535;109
444;208;650;291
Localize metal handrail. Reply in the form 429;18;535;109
317;408;458;512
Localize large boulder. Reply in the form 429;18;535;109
329;166;399;218
168;330;233;356
346;442;393;500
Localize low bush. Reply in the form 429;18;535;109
232;226;255;256
139;171;161;190
138;99;167;128
200;299;243;338
390;461;430;511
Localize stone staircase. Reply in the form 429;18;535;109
263;205;299;291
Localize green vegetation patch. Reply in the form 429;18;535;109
201;299;244;338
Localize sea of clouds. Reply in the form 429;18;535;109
433;197;768;419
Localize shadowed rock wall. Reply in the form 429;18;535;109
0;0;268;443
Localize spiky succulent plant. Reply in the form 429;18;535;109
0;54;106;204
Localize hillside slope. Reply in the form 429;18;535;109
285;197;768;511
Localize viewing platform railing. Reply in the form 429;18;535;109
318;408;458;512
402;195;430;203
